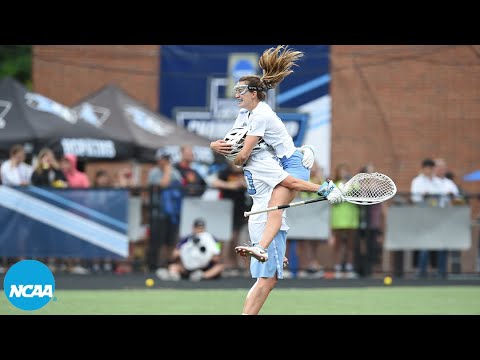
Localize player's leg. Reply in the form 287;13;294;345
242;225;287;314
236;151;310;262
257;185;297;253
253;149;311;253
235;185;296;262
243;277;278;315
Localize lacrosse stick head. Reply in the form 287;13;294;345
341;172;397;205
223;127;267;161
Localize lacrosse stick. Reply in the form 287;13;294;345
244;172;397;217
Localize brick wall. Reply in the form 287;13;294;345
330;45;480;196
32;45;160;110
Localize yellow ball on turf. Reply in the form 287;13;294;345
384;276;392;286
145;278;155;287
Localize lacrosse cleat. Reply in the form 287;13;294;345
235;244;268;262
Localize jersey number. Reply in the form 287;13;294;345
243;169;256;195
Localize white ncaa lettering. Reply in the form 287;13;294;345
9;284;53;298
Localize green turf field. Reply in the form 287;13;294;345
2;286;480;314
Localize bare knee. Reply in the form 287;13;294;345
258;277;278;292
268;185;294;207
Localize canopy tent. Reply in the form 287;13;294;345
73;84;212;162
463;170;480;182
0;77;133;161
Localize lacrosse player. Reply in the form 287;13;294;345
211;45;344;264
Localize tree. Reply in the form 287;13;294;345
0;45;32;88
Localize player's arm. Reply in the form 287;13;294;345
233;135;261;166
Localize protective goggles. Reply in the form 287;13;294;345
233;84;269;96
233;84;250;95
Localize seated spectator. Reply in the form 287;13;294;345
59;153;92;274
60;154;90;188
0;144;33;186
155;218;224;281
30;147;68;188
114;166;136;188
93;169;113;187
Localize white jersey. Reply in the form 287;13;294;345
410;174;459;208
0;160;33;186
243;151;290;231
232;101;297;159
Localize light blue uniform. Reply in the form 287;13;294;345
233;101;310;182
243;152;291;279
233;101;311;278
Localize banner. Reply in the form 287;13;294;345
385;206;472;250
159;45;331;171
0;186;129;258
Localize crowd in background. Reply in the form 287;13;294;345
0;143;470;280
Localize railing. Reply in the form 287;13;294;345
0;185;479;276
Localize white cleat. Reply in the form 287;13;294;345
235;245;268;262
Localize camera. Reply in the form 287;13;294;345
192;237;206;253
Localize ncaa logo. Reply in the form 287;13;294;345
3;260;55;311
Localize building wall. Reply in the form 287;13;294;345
32;45;160;110
33;44;480;195
330;45;480;196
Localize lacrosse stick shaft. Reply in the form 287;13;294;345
244;197;327;217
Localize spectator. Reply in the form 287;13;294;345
155;218;224;281
147;152;184;270
93;169;113;187
445;171;467;204
174;145;207;197
114;166;136;188
434;158;461;208
410;158;440;206
202;152;229;201
433;158;461;277
410;158;448;278
0;144;33;186
330;163;360;279
30;147;67;188
211;160;249;272
29;147;68;274
59;153;91;275
59;154;90;188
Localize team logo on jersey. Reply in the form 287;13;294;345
243;169;256;195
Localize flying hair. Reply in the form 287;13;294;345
238;45;304;101
259;45;304;90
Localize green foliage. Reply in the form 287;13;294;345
0;45;32;89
